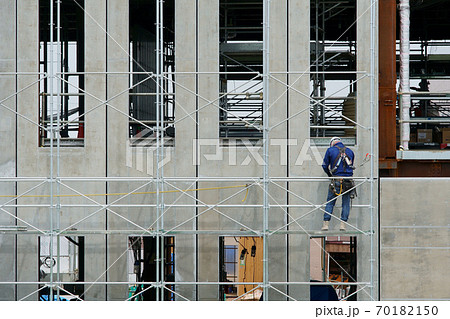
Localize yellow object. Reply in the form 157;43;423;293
241;185;249;202
333;179;343;196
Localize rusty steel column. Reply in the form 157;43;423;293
379;0;397;165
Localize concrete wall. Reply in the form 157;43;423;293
0;0;17;301
380;178;450;300
0;0;378;301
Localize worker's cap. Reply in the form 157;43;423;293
329;136;341;147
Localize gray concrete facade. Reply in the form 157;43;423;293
380;178;450;300
0;0;378;301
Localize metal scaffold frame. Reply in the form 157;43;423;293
0;0;377;301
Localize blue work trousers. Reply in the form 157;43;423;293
323;185;350;222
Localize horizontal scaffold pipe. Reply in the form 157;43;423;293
0;204;372;208
0;229;373;236
0;177;373;182
58;71;260;75
0;281;371;286
0;184;249;198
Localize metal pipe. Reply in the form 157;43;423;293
310;125;356;129
400;118;450;123
40;92;86;96
0;204;372;208
158;0;165;301
0;72;45;75
0;280;371;286
313;0;320;130
48;0;55;302
271;71;368;74
59;71;259;75
399;0;411;150
370;0;377;301
54;70;368;75
0;176;371;182
1;229;371;235
129;92;174;96
262;0;269;301
56;0;62;300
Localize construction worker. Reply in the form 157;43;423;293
321;137;355;231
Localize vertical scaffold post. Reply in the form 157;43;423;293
49;0;55;302
262;0;270;301
370;0;377;301
158;0;165;301
155;0;162;301
56;0;62;301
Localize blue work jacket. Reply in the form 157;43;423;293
322;142;355;177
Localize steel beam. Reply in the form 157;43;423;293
378;0;397;160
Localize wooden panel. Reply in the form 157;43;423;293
237;237;263;300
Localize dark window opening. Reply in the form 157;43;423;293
129;0;175;147
402;78;450;149
310;0;357;146
128;236;175;301
38;236;85;301
400;2;450;151
310;236;357;301
219;0;263;139
39;0;85;147
219;236;263;301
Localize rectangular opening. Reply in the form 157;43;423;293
219;0;263;139
403;79;450;149
219;236;263;301
129;0;175;147
310;236;357;301
39;0;85;147
127;236;175;301
397;5;450;151
38;236;85;301
309;0;357;146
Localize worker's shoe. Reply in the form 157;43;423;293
321;221;329;231
340;221;346;231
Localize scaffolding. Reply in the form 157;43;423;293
0;0;377;301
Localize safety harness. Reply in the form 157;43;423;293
330;145;354;174
329;145;357;198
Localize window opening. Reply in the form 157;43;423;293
310;0;357;146
129;0;175;147
310;236;357;301
219;236;263;301
403;78;450;149
39;0;85;147
219;0;263;139
127;236;175;301
38;236;85;301
398;4;450;151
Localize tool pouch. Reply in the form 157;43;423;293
329;181;336;193
342;179;357;199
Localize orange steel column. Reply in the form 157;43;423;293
379;0;397;164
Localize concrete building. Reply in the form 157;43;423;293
0;0;448;301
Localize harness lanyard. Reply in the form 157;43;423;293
333;179;343;196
